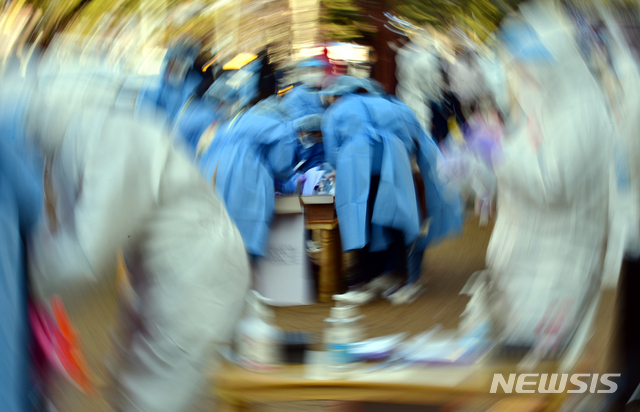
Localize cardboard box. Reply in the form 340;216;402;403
254;195;313;306
255;213;314;306
300;195;335;223
274;195;303;215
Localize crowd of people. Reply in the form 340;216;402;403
2;0;640;410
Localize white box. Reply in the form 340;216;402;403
254;207;314;307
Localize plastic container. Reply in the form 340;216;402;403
323;302;364;370
235;291;283;371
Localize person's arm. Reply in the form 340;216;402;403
321;105;341;168
416;128;463;240
399;101;462;244
264;119;298;180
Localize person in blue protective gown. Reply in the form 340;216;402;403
390;95;464;303
280;59;327;118
279;58;329;187
136;38;202;124
199;99;315;261
171;97;220;158
175;56;265;159
0;134;43;412
322;76;462;305
274;114;323;195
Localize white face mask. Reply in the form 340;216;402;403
300;70;324;88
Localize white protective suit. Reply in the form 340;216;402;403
447;53;487;109
482;2;614;354
445;29;488;109
395;31;443;132
598;10;640;284
2;66;250;412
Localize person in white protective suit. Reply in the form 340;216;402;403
0;68;250;412
594;7;640;408
464;0;614;362
445;28;489;118
394;29;444;133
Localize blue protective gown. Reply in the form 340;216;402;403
173;98;219;156
199;105;297;256
392;96;463;251
322;92;462;252
137;69;203;124
0;136;43;412
280;85;326;172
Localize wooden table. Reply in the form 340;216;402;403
212;360;561;412
307;220;342;303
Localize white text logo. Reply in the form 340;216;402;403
490;374;621;394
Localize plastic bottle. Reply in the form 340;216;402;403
236;290;283;371
324;301;364;370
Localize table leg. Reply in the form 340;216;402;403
318;228;339;303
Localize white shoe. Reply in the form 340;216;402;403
333;274;401;305
333;288;376;305
386;283;424;305
306;240;322;253
367;273;401;294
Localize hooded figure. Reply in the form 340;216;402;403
171;56;264;159
322;76;462;304
280;58;330;173
447;48;488;113
281;59;328;118
199;97;298;259
470;1;614;360
136;38;202;123
0;67;250;412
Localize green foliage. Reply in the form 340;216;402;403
391;0;522;37
319;0;377;42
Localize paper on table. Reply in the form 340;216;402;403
405;338;457;362
349;333;408;358
302;167;324;196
